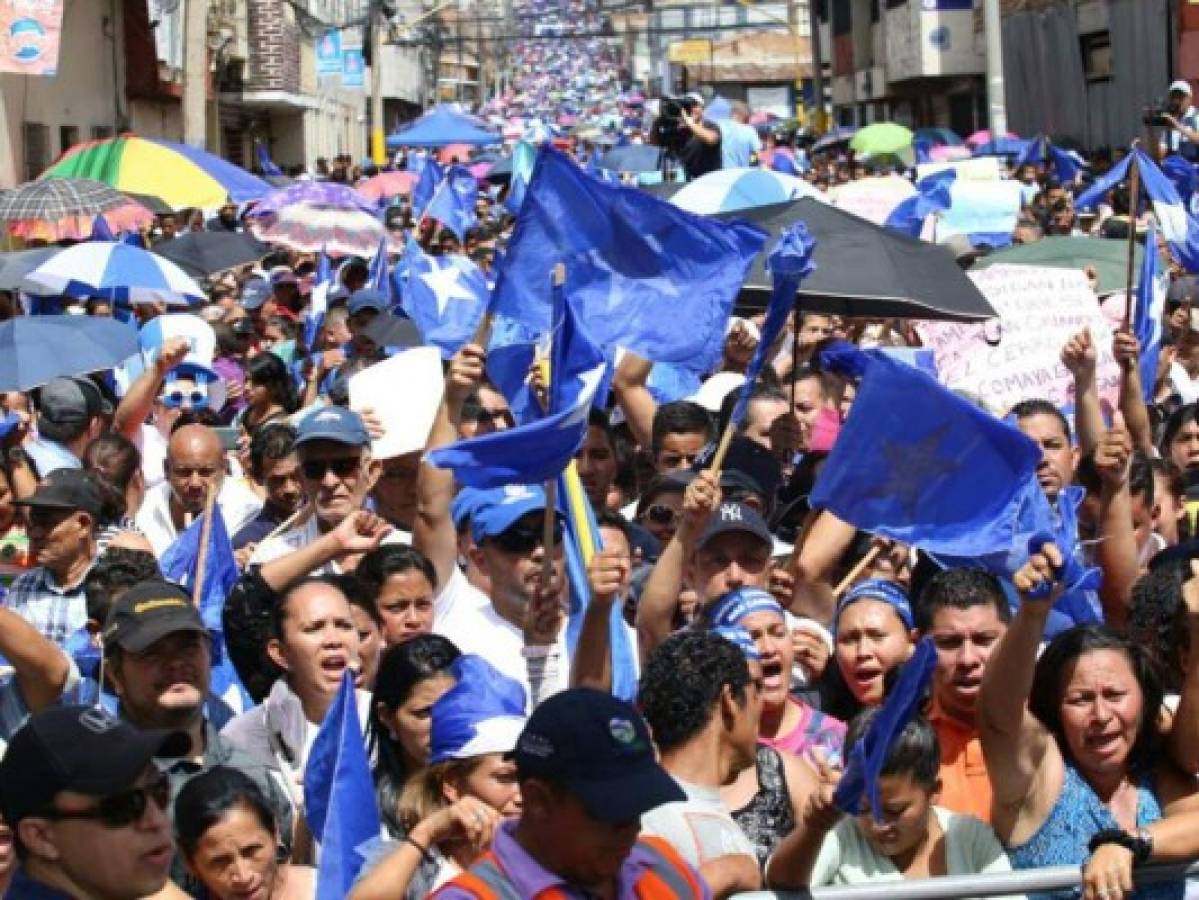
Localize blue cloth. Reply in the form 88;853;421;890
366;236;392;304
884;170;956;238
427;282;607;488
424;165;479;241
836;579;914;631
505;141;538;214
1014;136;1081;184
1134;148;1199;274
429;655;526;762
412;158;444;218
400;239;489;358
256;140;284;177
1136;223;1166;404
490;145;767;372
386;105;499;149
1008;765;1175;900
717;120;761;169
304;673;381;900
810;343;1043;558
6;869;76;899
90;215;116;242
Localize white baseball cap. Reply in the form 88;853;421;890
1171;79;1193;96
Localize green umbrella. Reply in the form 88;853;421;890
849;123;914;157
974;236;1162;295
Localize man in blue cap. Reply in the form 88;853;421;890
347;287;387;360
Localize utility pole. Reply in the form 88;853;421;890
809;0;825;132
983;0;1007;137
371;0;387;165
183;0;209;148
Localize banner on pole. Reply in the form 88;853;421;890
317;30;343;76
341;48;365;88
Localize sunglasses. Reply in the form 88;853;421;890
491;519;564;554
159;390;208;410
301;456;362;480
42;774;171;828
644;504;678;527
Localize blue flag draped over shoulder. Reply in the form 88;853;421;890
426;275;608;487
159;507;249;709
490;145;767;372
809;343;1043;558
1136;222;1166;404
400;237;489;358
729;223;816;428
304;672;380;900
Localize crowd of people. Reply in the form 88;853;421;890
7;1;1199;899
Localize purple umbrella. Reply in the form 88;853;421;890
247;181;378;217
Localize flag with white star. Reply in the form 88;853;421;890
400;238;489;358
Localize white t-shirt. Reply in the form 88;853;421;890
135;478;263;556
640;777;757;870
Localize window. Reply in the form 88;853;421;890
22;122;49;181
91;125;114;140
58;125;79;156
1080;31;1111;82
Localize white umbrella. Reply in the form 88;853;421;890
21;242;204;306
671;168;828;216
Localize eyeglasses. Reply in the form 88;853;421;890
159;390;208;410
42;774;171;828
644;504;678;527
301;456;362;480
491;519;564;554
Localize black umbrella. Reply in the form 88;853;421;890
151;231;269;278
717;199;998;322
122;191;174;215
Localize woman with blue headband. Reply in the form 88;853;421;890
827;578;917;720
353;654;527;900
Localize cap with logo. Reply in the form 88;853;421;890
0;706;189;827
103;580;208;655
295;405;371;447
695;500;773;550
470;485;549;543
13;468;105;520
240;277;272;311
512;687;684;822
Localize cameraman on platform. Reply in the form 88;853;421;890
652;92;722;180
1160;79;1199;161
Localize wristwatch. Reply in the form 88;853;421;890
1088;828;1154;865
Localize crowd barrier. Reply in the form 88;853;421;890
731;860;1199;900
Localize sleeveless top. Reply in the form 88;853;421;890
731;745;796;870
1007;764;1178;900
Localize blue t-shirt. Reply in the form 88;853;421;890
717;121;761;169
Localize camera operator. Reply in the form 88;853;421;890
652;93;721;180
1160;80;1199;161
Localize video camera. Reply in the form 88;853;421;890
651;96;699;152
1143;99;1172;127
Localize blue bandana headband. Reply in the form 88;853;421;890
704;587;785;630
836;578;914;632
711;625;761;662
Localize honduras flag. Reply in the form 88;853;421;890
303;245;332;351
366;235;391;303
423;165;478;241
1135;222;1166;403
400;237;489;358
427;275;607;487
1014;135;1081;184
491;145;767;373
505;140;539;213
884;169;956;238
412;157;444;218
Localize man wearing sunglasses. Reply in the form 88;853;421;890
0;705;188;900
136;424;262;557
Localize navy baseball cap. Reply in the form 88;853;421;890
240;277;271;311
470;485;547;543
14;468;105;520
348;288;387;316
295;405;371;447
512;688;684;823
695;500;773;550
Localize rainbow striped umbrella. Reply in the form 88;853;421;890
41;135;272;210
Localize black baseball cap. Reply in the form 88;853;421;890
512;688;684;823
103;580;208;654
695;500;773;551
0;706;188;827
13;468;105;520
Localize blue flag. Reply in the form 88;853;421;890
367;235;391;303
1015;135;1081;184
1162;155;1197;212
304;245;332;351
809;343;1043;558
424;165;478;242
490;145;767;372
400;237;489;358
255;140;283;178
412;157;444;218
1135;222;1165;404
304;673;380;900
159;507;249;709
1134;148;1199;274
884;170;955;238
730;223;816;428
505;141;539;214
1074;153;1131;212
90;216;116;242
427;277;607;487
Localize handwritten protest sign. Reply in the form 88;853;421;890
915;265;1120;416
934;180;1023;246
830;175;915;225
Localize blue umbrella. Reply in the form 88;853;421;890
386;106;500;149
20;242;205;307
914;127;962;147
973;136;1031;157
597;144;663;173
813;126;858;152
0;315;139;391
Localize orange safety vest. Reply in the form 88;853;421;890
432;835;707;899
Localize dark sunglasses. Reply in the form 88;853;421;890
492;519;564;554
644;504;678;526
159;390;208;410
301;456;362;480
42;774;171;828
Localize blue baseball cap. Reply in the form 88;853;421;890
240;277;271;311
451;487;491;532
348;288;386;316
295;405;371;447
469;485;548;544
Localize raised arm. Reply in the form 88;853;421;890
0;608;70;712
1062;328;1103;458
787;510;857;626
112;337;190;439
1112;330;1155;456
610;352;656;452
569;547;630;693
1092;419;1139;627
413;344;486;594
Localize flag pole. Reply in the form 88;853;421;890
541;262;567;590
788;301;802;411
832;544;882;598
1122;144;1141;333
192;482;217;607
